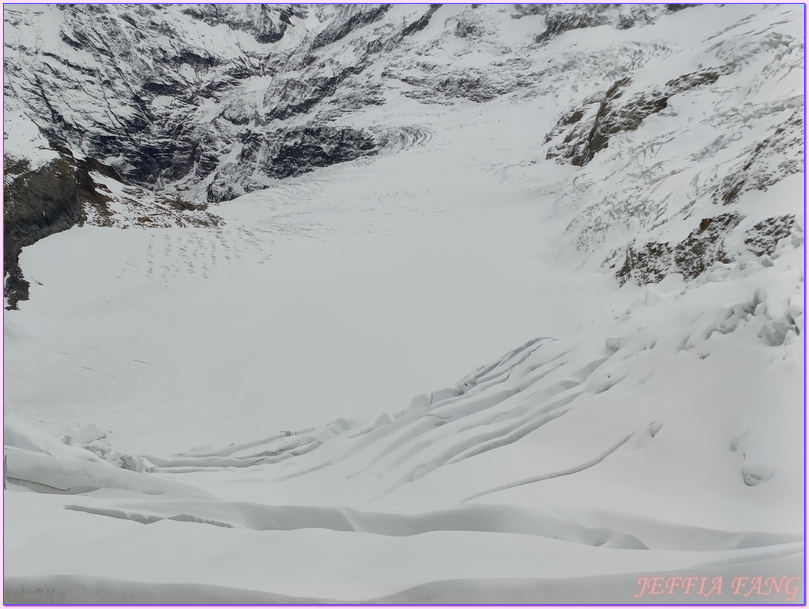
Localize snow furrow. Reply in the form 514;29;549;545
463;432;637;502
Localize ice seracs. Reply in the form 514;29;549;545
3;3;804;604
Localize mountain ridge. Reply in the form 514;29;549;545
3;4;804;603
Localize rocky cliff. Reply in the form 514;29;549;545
4;4;804;306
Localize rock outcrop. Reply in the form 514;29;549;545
4;4;804;307
545;67;731;167
4;152;85;309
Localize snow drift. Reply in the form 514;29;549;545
3;3;804;604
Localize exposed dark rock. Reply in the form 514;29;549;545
535;9;610;44
673;213;742;279
615;242;673;286
311;5;391;50
173;51;218;70
6;3;800;312
261;127;377;179
4;156;32;176
617;213;743;285
665;5;695;13
547;67;730;166
318;82;386;121
546;77;630;166
402;5;441;37
4;156;84;309
616;14;636;30
453;12;487;38
391;66;508;105
181;5;305;45
205;180;241;205
3;146;132;308
526;4;682;41
435;75;500;102
714;111;804;206
7;4;300;195
663;69;724;92
511;4;550;20
5;3;513;208
206;126;378;203
264;67;366;122
563;109;585;125
74;157;121;218
124;141;182;184
142;79;185;97
744;215;796;257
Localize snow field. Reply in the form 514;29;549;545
3;3;804;604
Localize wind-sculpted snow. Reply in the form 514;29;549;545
3;236;803;600
154;242;797;500
5;561;805;605
4;3;804;604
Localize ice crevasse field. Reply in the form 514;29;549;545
2;2;805;604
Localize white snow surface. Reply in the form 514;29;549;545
3;3;805;605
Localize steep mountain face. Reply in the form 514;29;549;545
4;2;697;306
4;3;803;305
3;4;805;604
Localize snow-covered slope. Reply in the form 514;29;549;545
3;3;805;604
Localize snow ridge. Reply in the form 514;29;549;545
3;3;804;604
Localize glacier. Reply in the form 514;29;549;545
2;3;805;604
